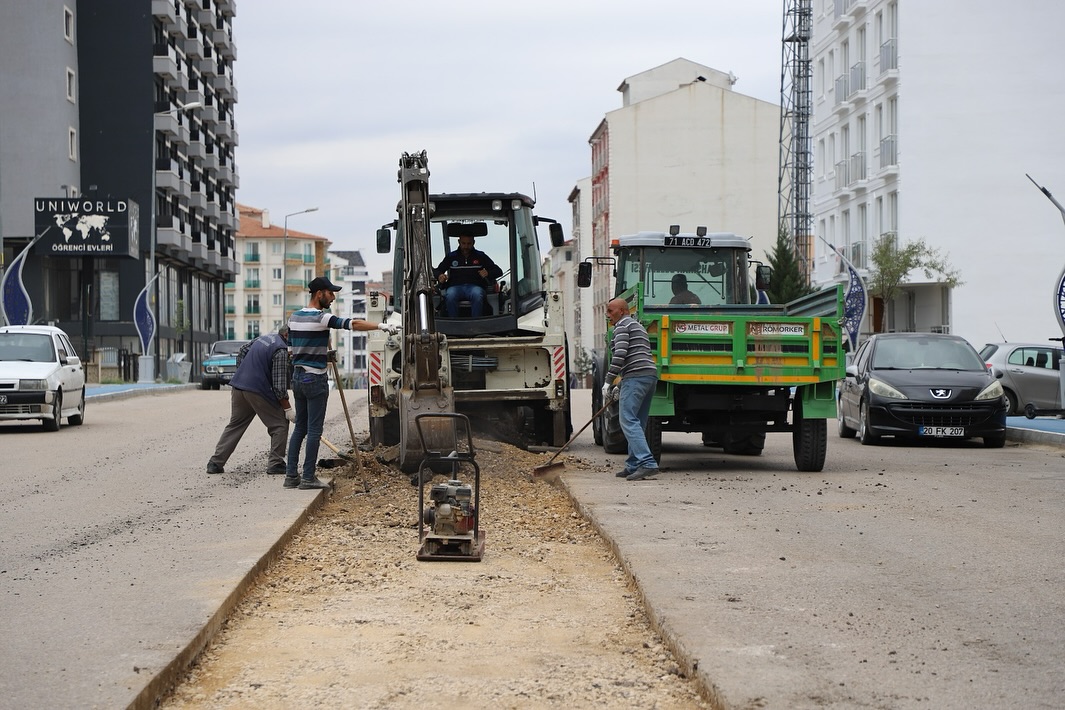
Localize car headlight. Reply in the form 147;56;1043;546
868;378;907;399
19;379;47;390
204;365;217;374
976;380;1004;401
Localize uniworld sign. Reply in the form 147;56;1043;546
33;197;140;259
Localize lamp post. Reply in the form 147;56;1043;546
282;207;318;317
138;100;201;383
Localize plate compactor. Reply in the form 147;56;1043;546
414;413;485;562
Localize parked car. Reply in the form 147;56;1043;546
200;339;249;390
0;325;86;431
978;342;1064;416
837;332;1007;447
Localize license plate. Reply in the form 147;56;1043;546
920;426;965;437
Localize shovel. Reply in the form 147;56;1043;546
532;399;613;480
328;358;369;492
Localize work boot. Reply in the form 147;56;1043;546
206;461;224;474
298;476;332;490
615;469;633;478
626;467;659;481
283;476;301;489
266;465;287;475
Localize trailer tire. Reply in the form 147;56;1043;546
723;431;765;456
792;398;827;472
645;416;662;464
602;403;626;454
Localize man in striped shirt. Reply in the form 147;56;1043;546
285;276;398;490
604;297;660;481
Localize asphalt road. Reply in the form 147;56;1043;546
1;387;1063;709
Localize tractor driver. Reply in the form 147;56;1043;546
433;232;503;317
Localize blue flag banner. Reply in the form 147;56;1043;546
843;262;866;351
134;274;160;355
0;233;47;326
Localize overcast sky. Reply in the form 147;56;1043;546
232;1;785;280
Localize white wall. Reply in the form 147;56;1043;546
606;80;780;261
901;0;1065;346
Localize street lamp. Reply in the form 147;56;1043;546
283;207;319;316
138;100;202;383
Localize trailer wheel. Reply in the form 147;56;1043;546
723;432;765;456
792;398;827;472
645;416;662;464
602;403;626;454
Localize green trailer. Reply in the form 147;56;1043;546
581;228;846;472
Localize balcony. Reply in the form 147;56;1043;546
216;0;236;17
224;305;236;314
849;62;867;105
151;0;179;25
244;280;260;290
187;137;205;161
244;252;260;263
155;156;181;192
849;151;867;190
879;135;898;172
152;44;179;82
199;55;217;77
833;73;851;114
245;305;261;315
834;159;851;194
832;0;854;29
879;39;899;84
156;213;191;257
188;182;206;210
212;72;233;98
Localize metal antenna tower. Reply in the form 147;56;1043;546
778;0;814;283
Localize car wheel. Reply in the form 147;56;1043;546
1002;388;1018;417
983;434;1006;448
200;380;210;390
69;396;85;426
858;400;879;445
837;398;857;439
43;392;62;432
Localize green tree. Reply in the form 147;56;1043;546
765;227;813;304
868;234;962;332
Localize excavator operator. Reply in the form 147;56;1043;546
433;231;503;317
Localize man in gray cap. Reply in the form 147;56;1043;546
206;326;293;475
285;275;399;490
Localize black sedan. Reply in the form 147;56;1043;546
838;333;1007;447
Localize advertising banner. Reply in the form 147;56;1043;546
32;197;140;258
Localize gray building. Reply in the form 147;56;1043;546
0;1;239;380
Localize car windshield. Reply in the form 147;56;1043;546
0;333;56;363
872;337;986;371
211;341;245;356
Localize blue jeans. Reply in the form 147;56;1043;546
444;283;486;317
287;370;329;480
620;375;658;472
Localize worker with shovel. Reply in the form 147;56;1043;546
206;326;294;476
285;276;398;491
604;297;660;482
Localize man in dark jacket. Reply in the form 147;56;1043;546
206;326;293;475
434;232;502;317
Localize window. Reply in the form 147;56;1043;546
66;68;76;103
68;128;77;161
273;294;282;306
64;7;75;44
272;268;282;280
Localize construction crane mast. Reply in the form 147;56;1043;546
778;0;814;283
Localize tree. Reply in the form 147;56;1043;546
765;227;813;304
868;234;962;332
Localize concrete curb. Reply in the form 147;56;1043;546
1006;426;1065;449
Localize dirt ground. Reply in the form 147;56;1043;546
159;440;710;709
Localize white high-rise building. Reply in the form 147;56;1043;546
811;1;1065;346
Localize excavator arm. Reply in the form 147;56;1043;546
396;151;455;472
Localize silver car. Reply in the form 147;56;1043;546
979;342;1064;415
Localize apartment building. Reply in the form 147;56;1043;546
586;58;781;349
0;1;240;379
232;205;368;384
810;0;1065;346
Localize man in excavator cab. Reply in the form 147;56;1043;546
433;225;503;317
